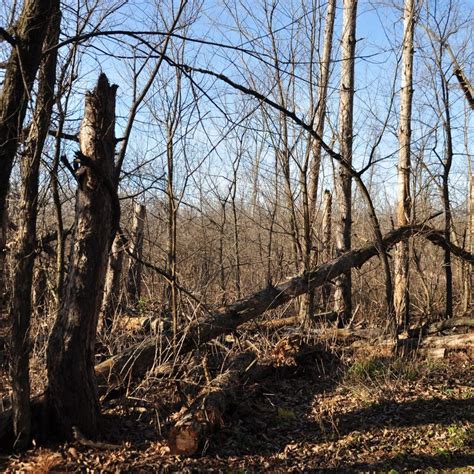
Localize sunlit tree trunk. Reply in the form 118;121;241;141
299;0;336;323
394;0;415;328
334;0;357;327
321;190;333;308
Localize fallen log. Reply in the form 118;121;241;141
2;225;473;449
168;368;239;455
408;317;474;337
95;224;474;393
168;351;271;455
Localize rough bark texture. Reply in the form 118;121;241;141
101;233;126;331
334;0;357;327
394;0;415;328
0;209;8;308
9;10;60;450
94;224;474;393
46;74;118;439
0;0;58;233
126;203;146;305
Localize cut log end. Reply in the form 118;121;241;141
168;423;200;455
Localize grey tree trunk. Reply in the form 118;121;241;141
334;0;357;327
46;74;118;439
321;190;333;308
394;0;415;328
299;0;336;322
466;170;474;312
9;9;60;450
126;203;146;306
101;233;126;331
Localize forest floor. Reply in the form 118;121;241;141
0;328;473;473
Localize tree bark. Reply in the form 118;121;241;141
126;203;146;306
394;0;415;329
0;0;58;231
299;0;336;322
101;233;126;331
334;0;357;327
46;74;118;439
321;189;333;308
9;9;60;450
0;208;9;309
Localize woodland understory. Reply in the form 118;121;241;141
0;0;473;472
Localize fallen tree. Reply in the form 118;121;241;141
1;224;473;450
95;224;474;393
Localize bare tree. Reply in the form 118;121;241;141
394;0;416;328
299;0;336;322
334;0;358;327
0;0;59;229
9;7;60;449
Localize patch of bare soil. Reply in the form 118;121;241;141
2;343;473;473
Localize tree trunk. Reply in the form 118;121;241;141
299;0;336;322
32;263;48;318
46;74;118;439
0;208;9;309
440;74;454;319
126;203;146;306
465;170;473;312
101;233;126;331
394;0;415;329
0;0;58;230
334;0;357;327
321;189;333;308
9;10;60;450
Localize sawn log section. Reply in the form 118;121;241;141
95;224;474;391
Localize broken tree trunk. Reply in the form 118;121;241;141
101;232;126;331
334;0;358;327
126;203;146;306
95;224;474;393
397;332;474;359
46;74;118;439
394;0;415;329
